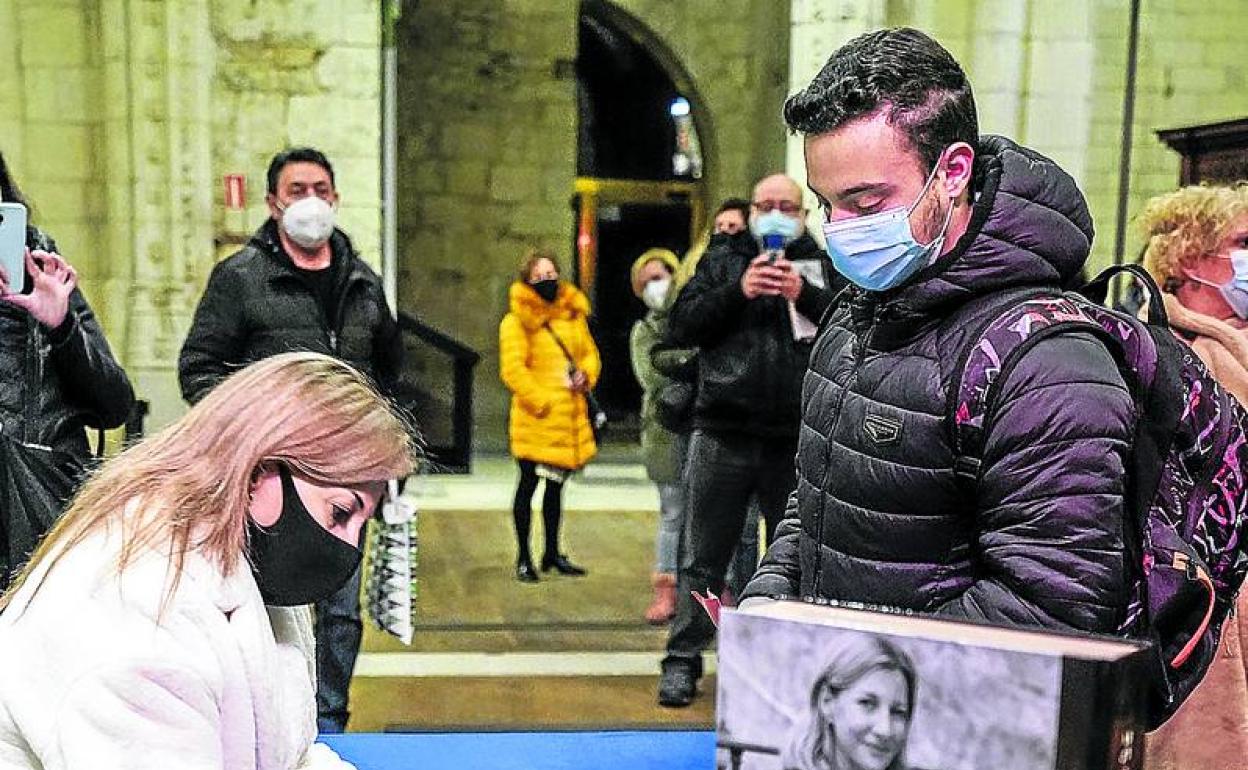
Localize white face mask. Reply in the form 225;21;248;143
642;277;672;310
279;196;336;249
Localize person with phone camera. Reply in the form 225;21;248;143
657;174;841;708
499;247;601;583
0;152;135;589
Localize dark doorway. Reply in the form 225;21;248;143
575;0;705;433
587;200;691;421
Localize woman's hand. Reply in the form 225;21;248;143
569;369;590;393
0;248;77;329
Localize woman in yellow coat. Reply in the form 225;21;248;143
499;248;601;582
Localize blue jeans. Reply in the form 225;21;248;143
655;480;687;574
654;433;691;574
314;562;363;733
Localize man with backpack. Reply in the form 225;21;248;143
741;27;1137;658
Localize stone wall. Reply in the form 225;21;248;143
787;0;1248;274
396;0;791;450
0;1;382;431
394;0;580;450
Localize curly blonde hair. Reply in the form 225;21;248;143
1140;185;1248;290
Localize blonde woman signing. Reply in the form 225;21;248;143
0;352;415;769
500;248;600;582
1139;185;1248;770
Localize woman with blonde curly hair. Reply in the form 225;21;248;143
1139;184;1248;770
0;352;416;769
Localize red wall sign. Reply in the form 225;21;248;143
224;174;246;210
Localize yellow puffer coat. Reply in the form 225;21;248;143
499;280;601;470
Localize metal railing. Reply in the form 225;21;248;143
396;311;481;474
120;314;483;475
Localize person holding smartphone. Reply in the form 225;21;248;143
657;173;840;707
0;152;135;588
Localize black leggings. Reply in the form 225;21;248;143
512;459;565;561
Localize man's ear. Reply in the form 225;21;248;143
265;193;282;221
941;142;976;200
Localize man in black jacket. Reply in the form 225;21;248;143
657;173;840;707
742;28;1132;673
179;147;403;733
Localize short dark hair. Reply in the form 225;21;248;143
784;28;978;174
716;197;750;221
266;147;336;195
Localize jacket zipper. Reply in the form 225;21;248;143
810;299;882;595
327;274;366;355
22;320;39;444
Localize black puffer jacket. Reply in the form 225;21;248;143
743;137;1135;634
0;227;134;457
178;220;402;404
668;231;842;438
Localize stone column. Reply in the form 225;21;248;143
785;0;886;211
98;0;216;429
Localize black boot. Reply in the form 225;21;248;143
540;553;587;576
515;555;539;583
658;655;701;708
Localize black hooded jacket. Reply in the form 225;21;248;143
742;137;1135;634
668;231;843;438
178;220;402;404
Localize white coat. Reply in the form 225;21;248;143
0;521;355;770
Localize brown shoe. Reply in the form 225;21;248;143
645;573;678;625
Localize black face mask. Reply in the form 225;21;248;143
531;279;559;303
246;465;362;606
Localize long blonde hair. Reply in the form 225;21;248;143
0;352;418;612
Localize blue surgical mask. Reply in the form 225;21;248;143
820;159;954;292
1190;249;1248;319
750;210;802;250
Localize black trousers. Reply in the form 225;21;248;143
512;459;565;560
314;559;362;733
664;428;797;666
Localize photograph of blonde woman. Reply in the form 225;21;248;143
781;636;917;770
716;621;1064;770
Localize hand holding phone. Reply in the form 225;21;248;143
2;248;77;329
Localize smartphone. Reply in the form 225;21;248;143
0;202;28;295
761;233;786;263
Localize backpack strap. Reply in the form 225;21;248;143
948;294;1111;484
1080;263;1171;329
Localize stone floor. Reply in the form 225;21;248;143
347;453;717;732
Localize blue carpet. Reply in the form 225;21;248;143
319;731;716;770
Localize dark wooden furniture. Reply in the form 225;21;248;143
1157;117;1248;185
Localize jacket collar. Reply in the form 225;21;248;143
250;219;363;281
508;280;591;331
1163;293;1248;368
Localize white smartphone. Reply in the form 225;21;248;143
0;202;28;295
